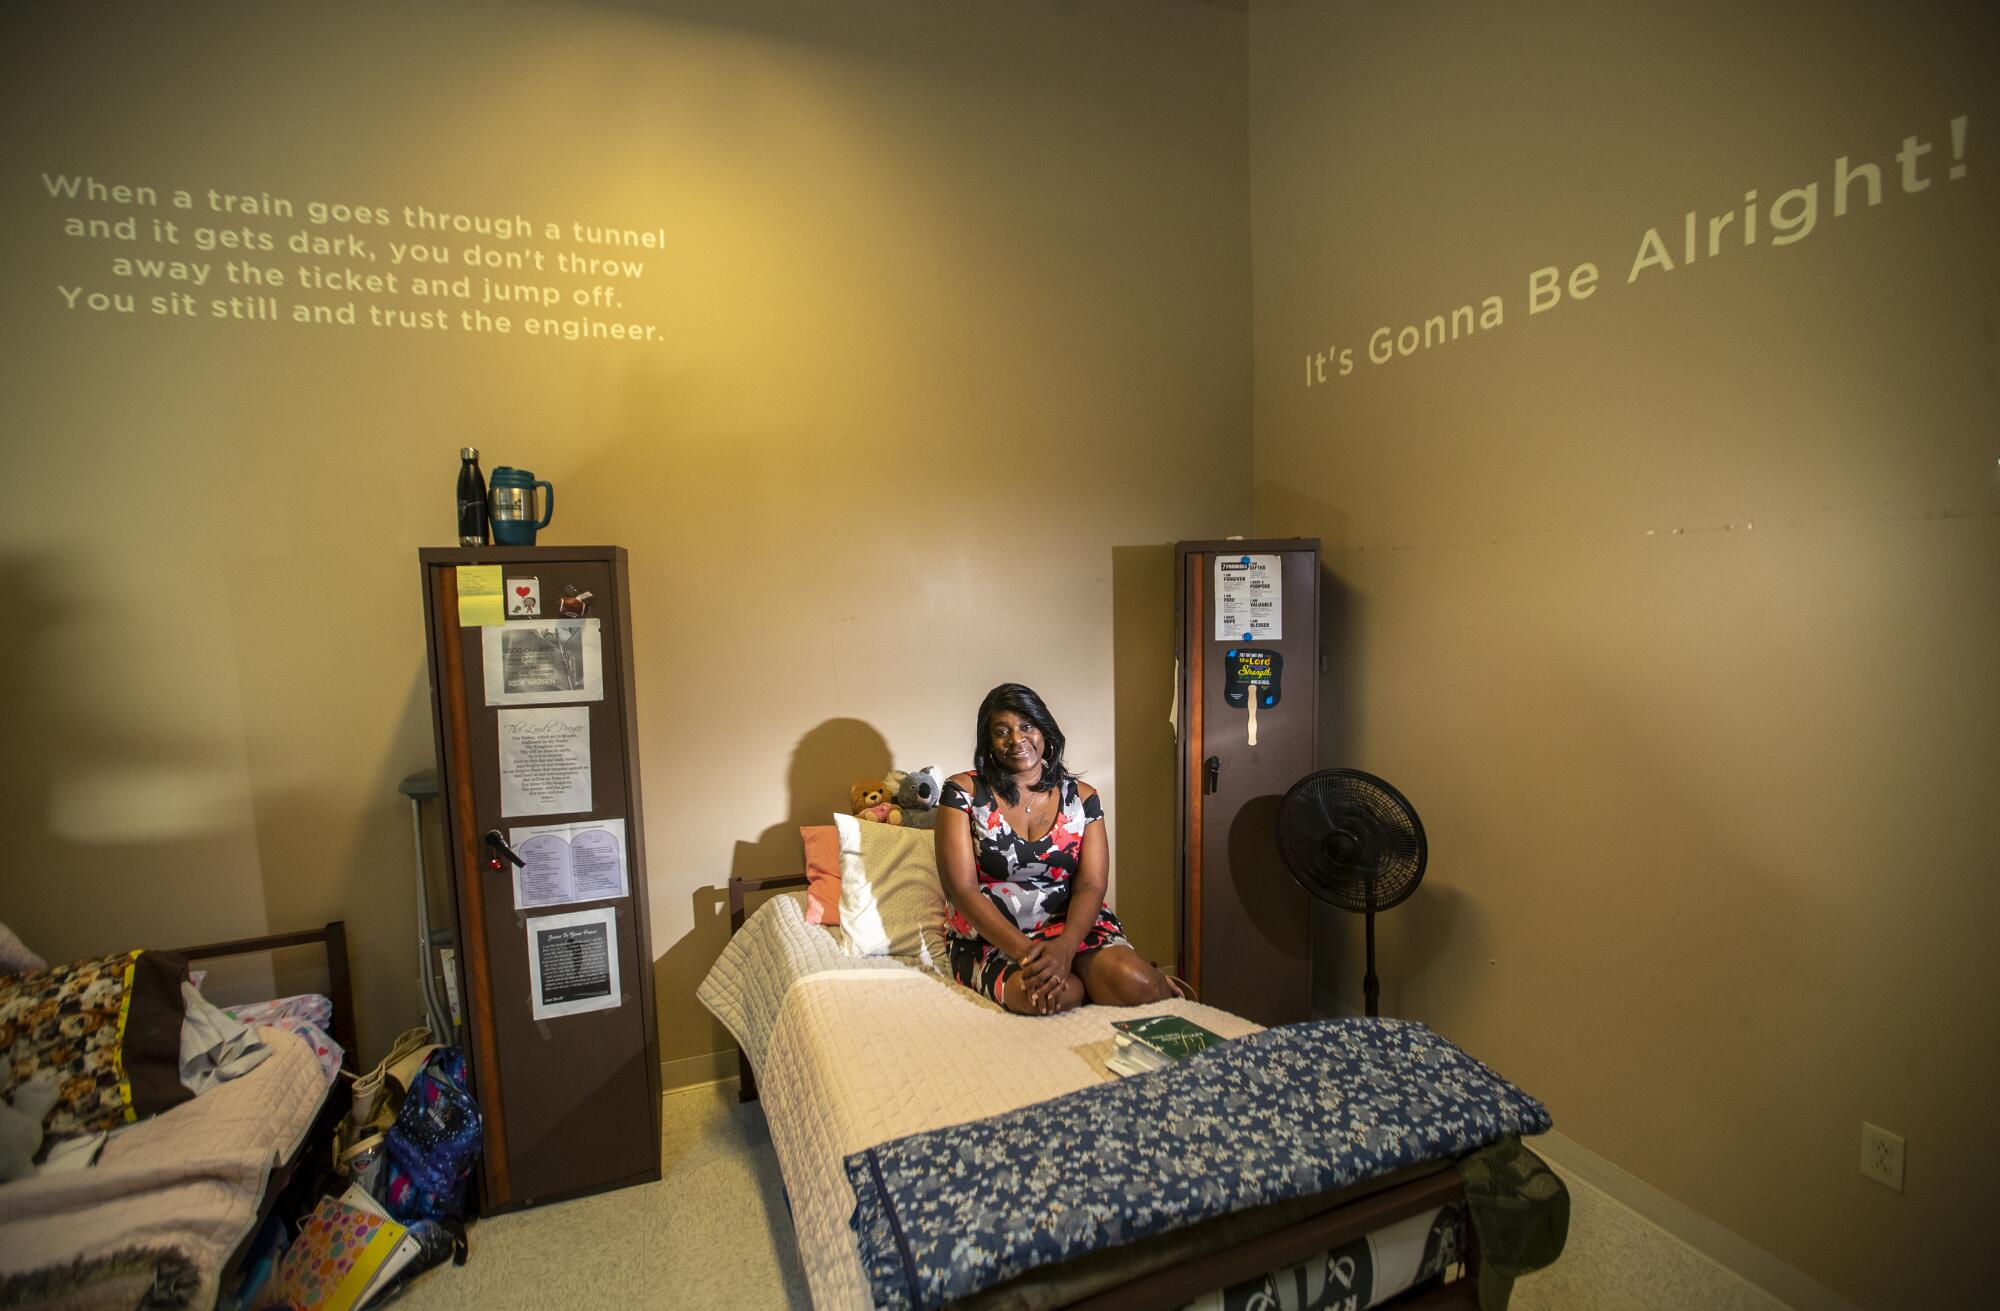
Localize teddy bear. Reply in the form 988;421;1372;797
893;766;944;829
849;778;902;826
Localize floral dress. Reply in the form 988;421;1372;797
940;773;1129;1004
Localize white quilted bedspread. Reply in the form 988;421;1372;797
0;1025;330;1307
699;894;1260;1311
696;891;911;1074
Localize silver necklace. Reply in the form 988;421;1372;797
1019;786;1048;830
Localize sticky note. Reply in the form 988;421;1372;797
457;565;506;626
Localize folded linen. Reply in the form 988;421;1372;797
226;994;345;1083
178;982;271;1095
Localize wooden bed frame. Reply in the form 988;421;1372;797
723;875;1481;1310
175;920;358;1287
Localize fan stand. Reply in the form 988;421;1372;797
1331;827;1383;1018
1363;873;1379;1019
1281;768;1426;1026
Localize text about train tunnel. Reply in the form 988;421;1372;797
36;174;668;345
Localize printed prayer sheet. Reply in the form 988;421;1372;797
526;906;621;1021
508;818;629;910
498;705;591;816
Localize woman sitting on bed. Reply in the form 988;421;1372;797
937;683;1178;1015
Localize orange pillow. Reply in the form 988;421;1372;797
801;824;841;925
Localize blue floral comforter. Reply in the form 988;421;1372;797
843;1017;1551;1311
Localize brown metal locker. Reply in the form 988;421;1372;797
418;546;661;1212
1175;540;1320;1026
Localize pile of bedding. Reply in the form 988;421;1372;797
0;1023;328;1309
0;930;337;1309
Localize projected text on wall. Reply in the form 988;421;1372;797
36;177;669;346
1302;115;1972;387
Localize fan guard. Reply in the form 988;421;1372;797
1276;769;1426;911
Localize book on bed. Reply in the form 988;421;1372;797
1107;1014;1226;1076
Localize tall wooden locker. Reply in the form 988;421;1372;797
417;546;660;1212
1175;540;1320;1026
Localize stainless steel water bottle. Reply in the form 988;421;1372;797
457;448;489;545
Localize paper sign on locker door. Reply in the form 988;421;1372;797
1214;554;1283;641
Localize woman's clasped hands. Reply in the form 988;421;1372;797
1016;937;1078;1014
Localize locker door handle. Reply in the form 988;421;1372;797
1203;756;1221;795
483;829;526;871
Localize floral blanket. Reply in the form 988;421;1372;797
843;1018;1552;1311
0;1027;329;1311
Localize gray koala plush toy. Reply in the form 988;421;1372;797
893;766;944;829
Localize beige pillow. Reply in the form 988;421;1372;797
833;814;949;971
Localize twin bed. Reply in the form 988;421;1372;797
701;872;1553;1311
0;923;354;1310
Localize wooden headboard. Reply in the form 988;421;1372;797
727;871;809;936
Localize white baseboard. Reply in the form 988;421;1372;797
1531;1129;1863;1311
662;1048;736;1091
1309;992;1855;1311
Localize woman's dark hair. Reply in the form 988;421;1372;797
973;683;1071;804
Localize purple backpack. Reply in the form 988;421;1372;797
380;1047;482;1221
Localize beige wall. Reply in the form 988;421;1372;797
1247;1;1996;1306
12;1;1988;1304
0;1;1250;1074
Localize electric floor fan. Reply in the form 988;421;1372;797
1275;769;1427;1017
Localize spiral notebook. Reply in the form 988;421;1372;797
259;1189;414;1311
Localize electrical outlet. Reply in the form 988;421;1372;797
1861;1123;1905;1191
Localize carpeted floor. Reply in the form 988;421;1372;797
393;1082;1781;1310
1509;1170;1786;1311
394;1082;809;1309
